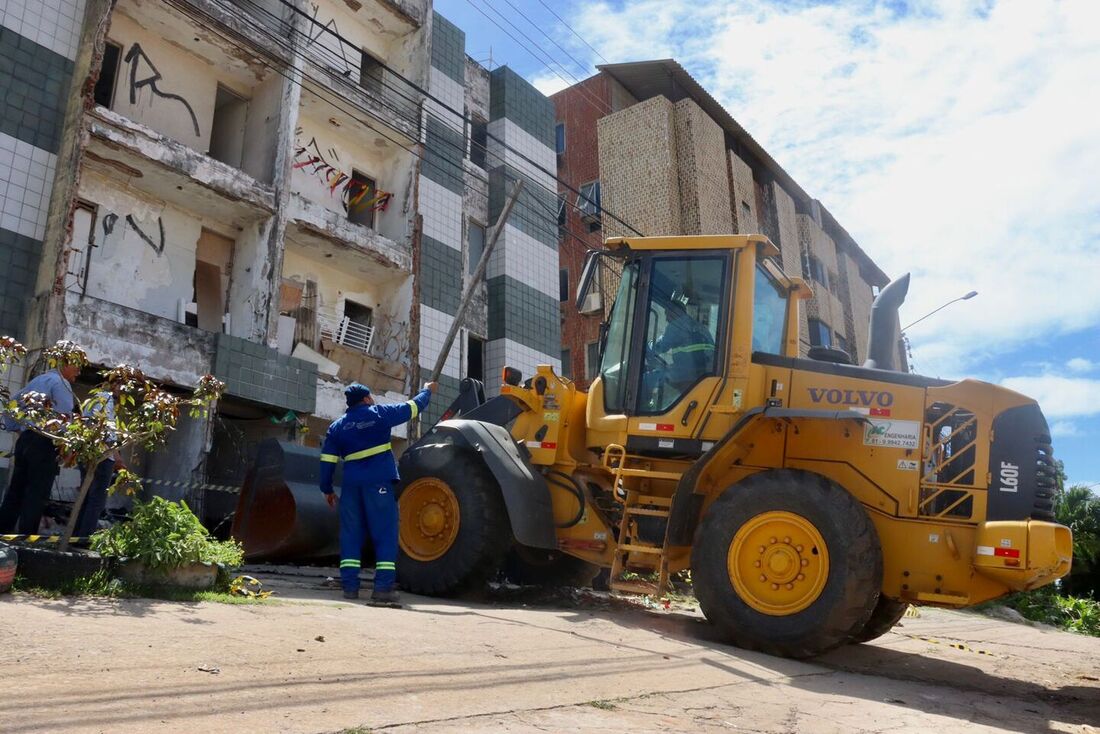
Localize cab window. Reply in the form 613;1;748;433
752;263;787;355
600;260;639;413
638;256;725;414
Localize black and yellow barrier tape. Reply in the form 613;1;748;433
1;534;90;545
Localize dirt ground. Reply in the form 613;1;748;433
0;568;1097;734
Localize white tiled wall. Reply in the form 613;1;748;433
419;176;463;249
487;223;559;301
0;0;86;60
418;304;462;378
427;67;464;135
0;132;56;240
487;118;556;184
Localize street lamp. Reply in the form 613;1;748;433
902;290;978;331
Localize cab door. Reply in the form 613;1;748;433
622;252;733;450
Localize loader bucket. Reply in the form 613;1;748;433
231;439;340;562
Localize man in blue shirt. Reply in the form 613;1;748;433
0;362;82;534
320;381;435;605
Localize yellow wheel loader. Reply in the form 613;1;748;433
396;234;1072;658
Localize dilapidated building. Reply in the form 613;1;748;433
0;0;558;521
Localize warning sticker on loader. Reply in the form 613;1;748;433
863;419;921;449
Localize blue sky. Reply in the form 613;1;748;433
437;0;1100;490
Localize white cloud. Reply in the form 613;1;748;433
1067;358;1097;374
1000;375;1100;419
1050;421;1080;438
567;0;1100;377
530;72;571;96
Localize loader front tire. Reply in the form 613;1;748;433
397;449;510;596
692;470;882;659
851;597;909;643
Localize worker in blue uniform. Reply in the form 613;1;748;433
319;380;435;605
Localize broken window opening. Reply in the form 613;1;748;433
209;84;249;169
468;219;486;275
470;117;488;169
347;169;378;228
359;51;384;97
94;42;122;109
194;229;235;333
467;334;484;382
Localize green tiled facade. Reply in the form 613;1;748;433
420;235;463;315
430;11;465;83
0;229;42;340
0;27;74;153
489;66;554;149
488;164;557;248
422;116;465;195
487;275;560;356
213;334;318;414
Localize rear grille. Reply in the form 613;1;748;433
1032;441;1056;520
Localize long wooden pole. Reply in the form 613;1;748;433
430;179;525;382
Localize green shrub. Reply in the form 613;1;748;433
1000;586;1100;637
90;497;244;571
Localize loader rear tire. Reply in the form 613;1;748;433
692;470;882;659
397;450;510;596
851;597;909;643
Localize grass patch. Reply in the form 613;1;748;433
12;570;272;606
586;699;619;710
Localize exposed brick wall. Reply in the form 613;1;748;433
771;182;802;281
598;95;681;238
672;99;731;236
845;250;875;362
728;150;758;234
551;74;609;388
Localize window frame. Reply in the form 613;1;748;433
555;122;566;156
808;318;832;348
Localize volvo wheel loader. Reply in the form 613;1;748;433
395;234;1072;658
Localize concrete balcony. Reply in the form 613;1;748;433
299;64;422;145
63;292;216;389
125;0;292;67
286;192;412;276
86;107;276;225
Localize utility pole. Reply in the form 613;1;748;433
430;179;524;382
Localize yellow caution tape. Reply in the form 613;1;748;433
0;534;89;545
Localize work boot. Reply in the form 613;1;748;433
368;588;401;607
343;590;359;600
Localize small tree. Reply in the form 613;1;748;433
1;337;225;550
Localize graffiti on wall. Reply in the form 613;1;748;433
293;131;392;218
306;3;354;76
124;43;201;138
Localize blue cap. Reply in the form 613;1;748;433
345;382;372;407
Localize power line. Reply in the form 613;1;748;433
167;0;607;258
270;0;642;237
533;0;610;66
465;0;611;118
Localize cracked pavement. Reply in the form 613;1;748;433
1;571;1097;733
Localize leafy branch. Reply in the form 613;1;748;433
1;337;225;550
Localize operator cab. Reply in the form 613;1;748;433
576;235;807;436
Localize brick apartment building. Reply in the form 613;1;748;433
0;0;557;518
552;60;902;387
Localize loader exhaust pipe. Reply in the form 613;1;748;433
862;272;910;372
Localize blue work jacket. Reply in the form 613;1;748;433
319;388;432;494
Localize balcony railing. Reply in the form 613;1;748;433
318;308;374;354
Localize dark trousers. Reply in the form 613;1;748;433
0;431;60;534
338;481;398;593
75;458;116;538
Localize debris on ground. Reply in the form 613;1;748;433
197;665;220;674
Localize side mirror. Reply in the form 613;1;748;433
575;250;599;311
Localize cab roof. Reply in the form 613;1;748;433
603;234;811;298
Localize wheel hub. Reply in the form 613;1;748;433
399;478;461;562
727;511;829;616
